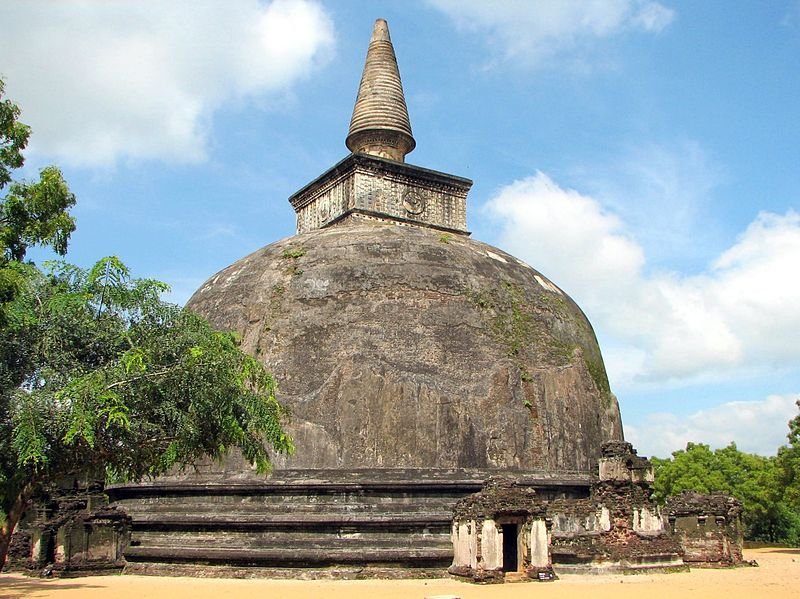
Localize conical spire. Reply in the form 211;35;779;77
346;19;416;163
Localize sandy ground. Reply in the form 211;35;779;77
1;547;797;599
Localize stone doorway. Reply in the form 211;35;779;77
502;522;520;573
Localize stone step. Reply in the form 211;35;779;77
124;544;453;566
128;512;452;527
121;500;454;515
131;532;452;550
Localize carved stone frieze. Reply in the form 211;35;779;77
289;153;471;235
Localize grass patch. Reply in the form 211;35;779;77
281;247;306;259
281;247;306;276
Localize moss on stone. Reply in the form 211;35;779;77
188;223;624;472
584;354;613;407
281;247;307;259
538;291;569;318
280;247;306;276
468;279;534;359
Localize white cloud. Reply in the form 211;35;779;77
485;172;800;387
626;394;799;457
484;172;644;309
0;0;334;167
577;141;725;265
427;0;674;67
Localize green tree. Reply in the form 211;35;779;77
652;440;799;545
0;79;76;317
778;401;800;504
775;401;800;545
0;79;30;190
651;442;727;500
1;78;79;558
1;258;294;569
0;81;294;570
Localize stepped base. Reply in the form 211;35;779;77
123;561;449;579
552;552;688;576
109;468;593;578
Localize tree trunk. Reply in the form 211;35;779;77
0;480;34;573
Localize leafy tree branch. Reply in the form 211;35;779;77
0;80;293;571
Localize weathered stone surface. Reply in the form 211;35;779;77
448;447;691;582
5;529;32;570
599;442;654;484
665;491;744;518
453;478;542;521
109;470;592;577
108;17;624;578
188;221;623;475
8;484;130;576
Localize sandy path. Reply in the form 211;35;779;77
1;548;797;599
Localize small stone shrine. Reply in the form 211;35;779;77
449;442;688;582
10;18;745;581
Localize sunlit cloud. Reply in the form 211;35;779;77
427;0;674;67
0;0;335;167
626;394;799;457
486;172;800;388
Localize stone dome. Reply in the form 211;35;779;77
109;19;627;577
188;222;623;474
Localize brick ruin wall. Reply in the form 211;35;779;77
7;484;129;576
665;491;744;567
449;443;747;583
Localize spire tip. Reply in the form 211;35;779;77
371;18;390;42
346;19;415;162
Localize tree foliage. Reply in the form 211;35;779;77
779;403;800;499
1;165;75;262
3;256;293;480
0;79;75;317
652;423;800;546
0;80;30;190
0;80;293;570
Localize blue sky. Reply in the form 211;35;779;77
2;0;799;458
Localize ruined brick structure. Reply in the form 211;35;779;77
448;443;679;582
665;491;744;567
9;480;129;576
449;442;746;583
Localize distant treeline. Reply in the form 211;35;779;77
652;402;800;546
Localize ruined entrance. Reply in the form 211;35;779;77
502;523;519;572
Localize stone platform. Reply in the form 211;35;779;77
108;469;593;578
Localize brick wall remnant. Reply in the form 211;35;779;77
10;484;130;576
664;491;744;567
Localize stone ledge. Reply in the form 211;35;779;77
108;469;596;500
123;562;448;579
129;513;453;528
124;545;453;565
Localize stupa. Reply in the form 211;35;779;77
109;19;625;577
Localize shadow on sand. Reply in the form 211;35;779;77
0;574;105;598
758;548;800;555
